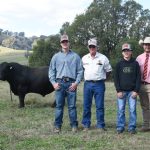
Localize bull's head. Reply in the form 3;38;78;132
0;62;13;81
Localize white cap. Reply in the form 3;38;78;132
88;38;97;46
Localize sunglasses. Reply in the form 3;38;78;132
122;49;132;52
89;45;96;48
61;40;69;43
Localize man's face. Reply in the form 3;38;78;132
122;49;132;59
143;43;150;52
89;45;97;55
60;40;69;50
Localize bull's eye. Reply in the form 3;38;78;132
10;66;13;70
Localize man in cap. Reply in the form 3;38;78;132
136;37;150;132
49;34;83;133
114;43;141;134
81;38;112;132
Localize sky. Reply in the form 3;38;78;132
0;0;149;37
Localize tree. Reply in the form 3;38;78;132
60;22;70;35
63;0;150;58
29;0;150;67
29;34;60;67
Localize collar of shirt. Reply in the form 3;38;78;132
60;49;72;53
88;52;99;59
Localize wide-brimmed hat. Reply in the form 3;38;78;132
122;43;132;51
88;38;97;46
60;34;69;42
143;37;150;44
139;37;150;46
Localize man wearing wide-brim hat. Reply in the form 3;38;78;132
136;37;150;132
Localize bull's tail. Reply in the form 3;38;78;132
9;86;13;101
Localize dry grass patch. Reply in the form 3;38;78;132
0;46;29;65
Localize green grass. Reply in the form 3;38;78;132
0;46;28;65
0;81;150;150
0;47;149;149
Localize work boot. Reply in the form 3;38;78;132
53;127;61;134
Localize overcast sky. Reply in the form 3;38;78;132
0;0;149;37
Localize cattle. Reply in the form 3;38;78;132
0;62;55;108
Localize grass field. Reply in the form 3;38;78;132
0;46;28;65
0;81;150;150
0;46;150;150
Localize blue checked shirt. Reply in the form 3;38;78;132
49;50;83;85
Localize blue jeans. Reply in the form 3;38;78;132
117;91;137;131
82;80;105;128
54;80;78;128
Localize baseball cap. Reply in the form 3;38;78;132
122;43;132;51
60;34;69;42
88;38;97;47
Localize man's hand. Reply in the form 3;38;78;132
69;83;78;91
53;83;60;90
117;92;124;99
131;91;138;99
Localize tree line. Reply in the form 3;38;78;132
29;0;150;70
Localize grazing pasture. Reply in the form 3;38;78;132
0;81;150;150
0;46;28;65
0;46;150;150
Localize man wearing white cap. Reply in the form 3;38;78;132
49;34;83;133
136;37;150;132
114;43;141;134
81;38;112;131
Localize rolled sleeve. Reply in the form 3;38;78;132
48;56;56;85
75;56;83;85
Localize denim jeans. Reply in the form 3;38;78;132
54;80;78;128
82;80;105;128
117;91;137;131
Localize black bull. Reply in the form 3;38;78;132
0;62;55;108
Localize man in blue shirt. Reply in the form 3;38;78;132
49;34;83;133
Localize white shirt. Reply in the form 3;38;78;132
82;52;112;81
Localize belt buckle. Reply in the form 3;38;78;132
63;77;69;82
142;81;148;85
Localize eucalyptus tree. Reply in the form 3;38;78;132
29;34;60;67
63;0;150;58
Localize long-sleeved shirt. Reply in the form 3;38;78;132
136;52;150;83
48;50;83;85
114;58;141;92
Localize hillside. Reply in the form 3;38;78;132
0;46;28;65
0;29;49;50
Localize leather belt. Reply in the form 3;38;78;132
141;81;150;85
57;77;74;82
86;80;102;83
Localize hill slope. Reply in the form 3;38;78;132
0;46;28;65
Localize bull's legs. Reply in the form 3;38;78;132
18;94;25;108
